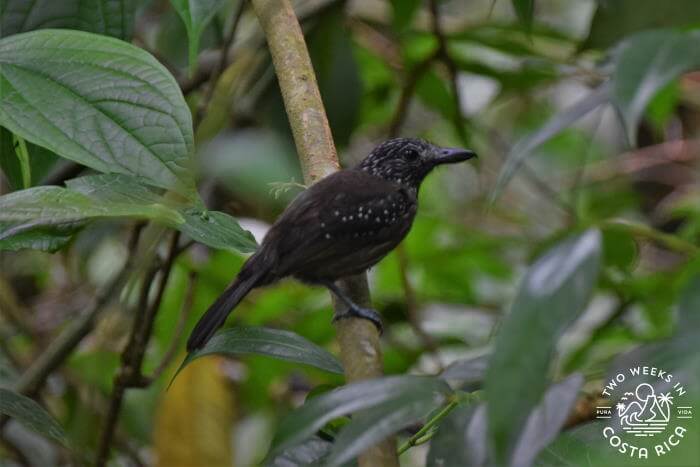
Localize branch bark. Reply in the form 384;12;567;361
250;1;399;465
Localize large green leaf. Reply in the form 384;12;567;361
391;0;421;32
169;0;227;74
270;376;452;456
485;229;601;464
179;208;258;253
326;391;449;465
0;185;183;251
584;0;700;50
182;327;344;375
0;0;136;40
0;388;67;445
0;29;195;197
611;29;700;145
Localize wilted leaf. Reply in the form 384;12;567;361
611;29;700;144
154;357;234;467
270;376;452;456
0;388;67;445
0;29;195;197
182;327;343;375
491;84;609;200
170;0;227;74
0;0;136;39
485;230;601;464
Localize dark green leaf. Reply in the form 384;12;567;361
441;353;489;386
183;326;343;375
0;185;183;252
170;0;227;73
0;388;67;445
510;373;584;466
426;406;485;467
271;375;452;456
267;436;335;467
611;30;700;144
485;229;601;464
307;4;361;146
0;0;136;40
0;29;195;197
512;0;535;32
179;209;258;253
0;127;59;190
327;392;449;465
491;84;609;201
416;68;456;120
583;0;700;50
391;0;422;32
66;174;167;204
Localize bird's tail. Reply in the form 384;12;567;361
186;254;268;351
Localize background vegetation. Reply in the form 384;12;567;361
0;0;699;466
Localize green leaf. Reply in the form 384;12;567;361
0;29;195;197
326;392;450;465
182;326;344;375
427;405;484;467
391;0;422;32
611;29;700;145
583;0;700;50
416;68;457;121
0;0;136;40
491;84;609;201
271;375;452;456
170;0;227;74
510;373;583;466
266;436;335;467
0;127;59;190
440;353;489;386
512;0;535;32
485;229;601;464
179;209;258;253
0;388;67;445
0;186;184;252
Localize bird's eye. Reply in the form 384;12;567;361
405;149;420;161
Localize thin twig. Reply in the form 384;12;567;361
388;53;436;137
398;398;459;455
146;272;198;383
95;231;181;466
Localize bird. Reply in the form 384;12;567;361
186;138;477;351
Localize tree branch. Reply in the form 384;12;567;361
249;1;399;465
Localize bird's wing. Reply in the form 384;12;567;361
264;170;417;279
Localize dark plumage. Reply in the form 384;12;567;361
187;138;476;351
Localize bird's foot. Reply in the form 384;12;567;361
333;306;384;334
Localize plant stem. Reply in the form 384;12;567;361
398;398;459;455
249;1;398;465
602;219;699;256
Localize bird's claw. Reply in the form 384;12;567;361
333;306;384;335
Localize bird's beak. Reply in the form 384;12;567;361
433;147;478;165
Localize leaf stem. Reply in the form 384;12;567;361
398;398;459;455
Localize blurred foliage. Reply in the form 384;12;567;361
0;0;699;466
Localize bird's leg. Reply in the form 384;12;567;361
322;281;383;334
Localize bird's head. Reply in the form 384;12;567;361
357;138;477;190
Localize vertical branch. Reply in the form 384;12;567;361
249;1;400;465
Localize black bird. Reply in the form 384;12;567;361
187;138;476;351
